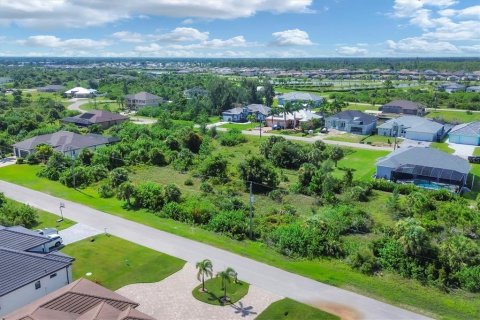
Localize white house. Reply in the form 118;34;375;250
64;87;97;98
0;226;74;316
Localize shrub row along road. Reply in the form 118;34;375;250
0;180;428;320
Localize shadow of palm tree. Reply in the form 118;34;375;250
231;301;257;317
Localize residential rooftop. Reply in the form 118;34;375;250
5;278;154;320
62;110;128;126
13;131;119;152
378;116;443;134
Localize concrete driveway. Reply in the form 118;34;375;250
0;157;16;168
117;263;281;320
59;223;102;245
447;141;476;159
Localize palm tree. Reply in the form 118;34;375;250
290;101;302;129
217;267;237;302
196;259;213;292
282;102;295;129
269;106;279;128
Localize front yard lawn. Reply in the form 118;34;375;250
61;234;185;290
256;298;339;320
430;142;455;154
192;277;249;306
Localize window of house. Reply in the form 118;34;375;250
35;281;41;289
50;273;57;279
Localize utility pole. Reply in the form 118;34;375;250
249;181;254;240
69;147;76;189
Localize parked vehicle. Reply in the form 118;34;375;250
36;228;63;249
272;125;284;130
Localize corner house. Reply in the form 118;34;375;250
376;147;471;192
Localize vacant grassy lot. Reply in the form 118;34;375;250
325;134;394;147
1;163;478;318
220;122;259;131
61;234;184;290
256;298;339;320
426;109;480;123
335;148;389;181
192;277;249;305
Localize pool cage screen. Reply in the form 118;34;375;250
391;164;467;186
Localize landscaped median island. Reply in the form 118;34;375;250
256;298;340;320
61;234;185;290
192;277;249;306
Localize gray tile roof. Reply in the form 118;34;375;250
223;107;244;115
327;110;377;125
62;110;128;126
378;116;443;134
450;122;480;137
0;226;51;251
279;92;323;102
245;104;271;115
381;100;425;111
0;248;73;297
124;91;161;100
376;147;471;174
13;131;119;153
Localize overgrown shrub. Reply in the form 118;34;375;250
219;129;247;146
208;210;248;240
98;184;114;198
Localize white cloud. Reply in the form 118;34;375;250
386;37;458;54
336;46;368;56
393;0;457;17
0;0;313;28
439;5;480;18
155;27;209;42
17;35;110;48
271;29;313;46
111;31;144;43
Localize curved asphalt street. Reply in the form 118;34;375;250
0;180;430;320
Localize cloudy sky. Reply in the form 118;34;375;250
0;0;479;57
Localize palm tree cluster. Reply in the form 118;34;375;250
195;259;238;302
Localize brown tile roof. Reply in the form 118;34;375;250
5;279;154;320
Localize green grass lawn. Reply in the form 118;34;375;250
474;147;480;156
430;142;455;154
326;134;394;147
192;277;249;306
1;163;479;318
335;149;389;181
426;110;480;124
256;298;339;320
325;135;363;143
61;234;184;290
35;207;75;231
220;122;259;131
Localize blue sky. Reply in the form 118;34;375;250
0;0;479;57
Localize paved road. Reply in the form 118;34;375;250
67;98;90;111
214;126;394;151
0;181;429;320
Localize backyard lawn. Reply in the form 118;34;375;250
256;298;339;320
343;103;380;112
0;156;478;318
61;234;185;290
192;277;249;305
426;109;480;123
